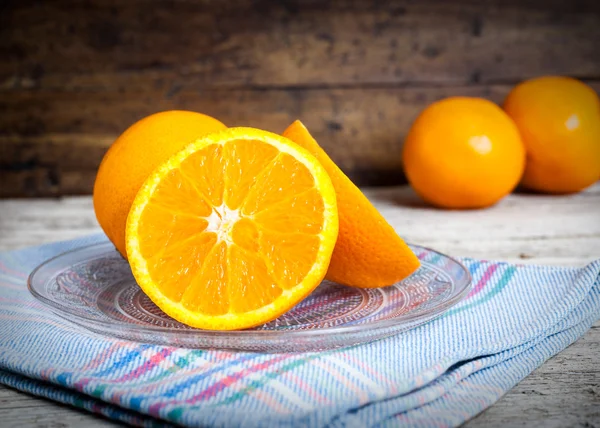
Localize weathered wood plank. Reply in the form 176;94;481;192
2;0;599;197
0;385;122;427
465;327;600;428
3;83;599;196
2;0;599;91
1;184;599;264
369;184;600;265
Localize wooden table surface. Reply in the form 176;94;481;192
0;184;599;427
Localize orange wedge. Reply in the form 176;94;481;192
126;128;338;330
283;120;420;288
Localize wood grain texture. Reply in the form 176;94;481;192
1;0;600;196
2;0;599;89
466;325;600;428
1;183;599;264
0;386;121;427
0;184;599;426
3;82;600;196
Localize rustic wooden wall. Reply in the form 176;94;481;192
1;0;599;197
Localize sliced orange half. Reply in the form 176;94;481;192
126;128;338;330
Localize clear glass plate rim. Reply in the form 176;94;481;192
27;242;472;338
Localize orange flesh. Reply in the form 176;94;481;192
134;139;326;315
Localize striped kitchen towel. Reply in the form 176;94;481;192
0;234;599;427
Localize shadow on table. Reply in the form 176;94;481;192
364;182;599;211
363;186;432;210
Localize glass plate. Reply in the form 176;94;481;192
28;242;471;353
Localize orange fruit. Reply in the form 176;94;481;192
402;97;525;209
504;76;600;194
94;111;227;257
126;127;338;330
283;120;420;288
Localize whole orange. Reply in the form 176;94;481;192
504;76;600;194
93;110;226;257
402;97;525;209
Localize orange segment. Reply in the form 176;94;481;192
242;153;316;216
179;144;226;207
259;230;321;290
231;217;260;252
283;120;420;288
227;245;282;313
137;204;209;258
148;169;212;217
253;188;325;235
223;139;279;210
126;127;338;330
181;241;229;315
146;233;217;302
